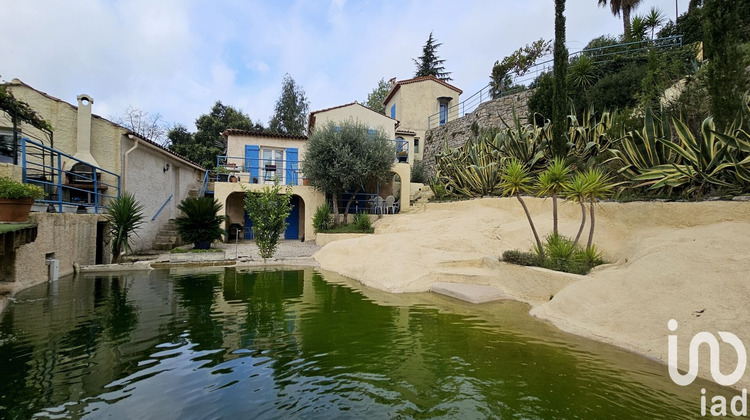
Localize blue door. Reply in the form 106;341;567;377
244;211;254;240
285;196;300;240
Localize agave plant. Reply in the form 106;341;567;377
497;106;549;171
175;196;226;249
105;192;145;263
536;157;571;236
434;135;503;197
501;158;544;258
566;107;617;168
613;107;677;182
632;117;734;195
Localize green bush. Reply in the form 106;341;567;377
175;196;226;249
353;212;372;232
313;202;333;233
0;177;44;199
244;182;292;259
410;160;429;184
501;249;542;266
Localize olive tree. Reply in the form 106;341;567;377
304;120;395;225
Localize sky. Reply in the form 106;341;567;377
0;0;690;135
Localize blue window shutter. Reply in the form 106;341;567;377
367;129;375;138
245;145;259;182
285;148;298;185
390;104;396;119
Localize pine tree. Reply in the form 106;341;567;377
413;32;452;82
269;74;310;136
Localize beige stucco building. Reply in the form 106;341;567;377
383;75;462;162
0;79;205;255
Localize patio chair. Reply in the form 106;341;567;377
385;195;396;214
375;196;385;214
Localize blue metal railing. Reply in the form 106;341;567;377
216;156;304;186
392;138;409;163
199;170;210;196
21;137;120;213
427;35;685;129
152;194;173;221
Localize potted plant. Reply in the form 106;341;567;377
216;166;230;182
397;150;408;163
0;177;44;222
175;196;226;249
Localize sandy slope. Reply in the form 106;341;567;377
313;197;750;389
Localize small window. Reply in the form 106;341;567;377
367;129;376;137
414;138;420;153
0;130;17;164
390;104;396;119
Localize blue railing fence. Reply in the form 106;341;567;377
392;138;409;163
427;35;684;129
216;156;304;186
333;191;401;215
21;137;120;213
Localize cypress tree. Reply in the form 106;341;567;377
552;0;569;158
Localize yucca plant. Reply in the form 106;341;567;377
581;168;616;250
562;171;590;247
313;202;333;233
501;158;544;258
175;196;226;249
536;157;571;235
105;192;145;263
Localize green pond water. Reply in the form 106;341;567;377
0;267;733;419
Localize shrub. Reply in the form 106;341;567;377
313;202;333;233
411;160;429;184
175;196;226;249
0;177;44;199
501;249;542;266
105;192;145;263
353;212;372;232
244;182;292;260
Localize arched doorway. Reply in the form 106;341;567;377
242;194;306;241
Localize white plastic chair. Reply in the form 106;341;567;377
385;195;395;214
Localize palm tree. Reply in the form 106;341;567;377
536;157;571;236
105;192;145;263
644;7;665;39
629;15;648;41
598;0;644;37
501;158;545;258
562;172;589;247
582;168;616;250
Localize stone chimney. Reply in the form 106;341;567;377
389;77;396;89
73;94;100;167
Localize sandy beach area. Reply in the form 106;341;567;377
313;197;750;389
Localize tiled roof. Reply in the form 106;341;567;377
383;75;463;105
7;79;206;170
307;101;395;134
222;129;308;140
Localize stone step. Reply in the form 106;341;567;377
155;235;177;244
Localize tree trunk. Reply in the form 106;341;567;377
587;201;596;250
623;7;632;37
573;201;586;247
552;194;558;236
516;192;545;258
332;192;340;226
342;188;361;225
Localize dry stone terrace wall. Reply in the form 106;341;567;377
423;89;535;175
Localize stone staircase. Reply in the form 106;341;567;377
152;219;182;251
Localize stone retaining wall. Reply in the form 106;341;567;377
423;89;535;175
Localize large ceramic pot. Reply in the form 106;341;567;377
0;198;35;223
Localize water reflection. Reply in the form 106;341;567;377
0;267;736;419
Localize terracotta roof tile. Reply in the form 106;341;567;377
222;129;308;140
383;75;463;105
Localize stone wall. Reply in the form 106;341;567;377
423;89;535;174
3;213;107;291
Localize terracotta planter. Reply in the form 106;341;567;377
302;178;310;186
0;198;35;223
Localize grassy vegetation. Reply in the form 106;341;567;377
320;223;374;234
502;234;604;275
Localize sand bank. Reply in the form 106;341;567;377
313;197;750;389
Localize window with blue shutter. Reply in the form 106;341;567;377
367;129;376;138
285;148;298;185
390;104;396;119
245;145;260;182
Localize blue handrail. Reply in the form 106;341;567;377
152;194;173;221
198;170;210;196
21;137;120;213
